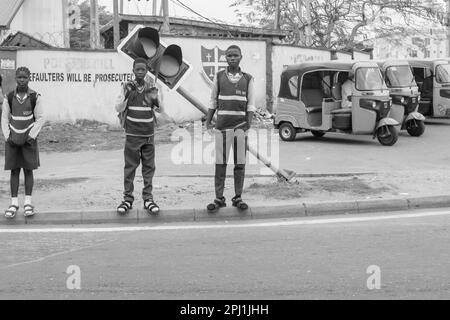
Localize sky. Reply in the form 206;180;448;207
98;0;241;24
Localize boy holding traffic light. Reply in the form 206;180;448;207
115;58;162;215
205;45;255;212
2;67;45;219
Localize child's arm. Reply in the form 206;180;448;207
28;95;45;140
1;96;10;141
115;84;128;113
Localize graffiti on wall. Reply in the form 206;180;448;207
27;57;133;86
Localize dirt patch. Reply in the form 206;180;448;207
0;177;89;199
246;177;392;200
0;120;183;153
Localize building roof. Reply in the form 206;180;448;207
0;30;53;48
0;0;24;29
101;14;288;39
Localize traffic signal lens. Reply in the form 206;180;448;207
160;55;180;77
160;44;183;77
136;27;160;59
140;38;158;58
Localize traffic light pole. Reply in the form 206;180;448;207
176;86;297;182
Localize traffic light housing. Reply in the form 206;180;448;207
117;25;191;90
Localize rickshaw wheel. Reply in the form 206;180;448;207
377;125;398;146
279;122;296;141
406;120;425;137
311;130;325;138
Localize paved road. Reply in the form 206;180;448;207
5;118;448;180
0;209;449;299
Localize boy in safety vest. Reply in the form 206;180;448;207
115;58;162;215
205;45;256;212
1;67;45;219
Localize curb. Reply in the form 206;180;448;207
2;195;450;226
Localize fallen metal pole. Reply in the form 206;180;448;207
176;86;297;182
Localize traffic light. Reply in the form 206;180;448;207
117;25;191;90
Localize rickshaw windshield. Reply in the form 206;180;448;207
385;65;416;87
355;67;385;91
435;64;450;83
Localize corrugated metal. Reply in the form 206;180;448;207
0;0;24;28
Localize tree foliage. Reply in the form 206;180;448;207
69;0;112;49
232;0;445;49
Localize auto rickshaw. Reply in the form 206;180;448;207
377;60;425;136
408;59;450;118
274;61;400;146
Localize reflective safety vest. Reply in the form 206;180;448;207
7;90;38;146
216;70;252;130
125;89;154;137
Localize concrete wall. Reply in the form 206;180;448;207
353;50;371;61
11;40;363;124
160;36;267;122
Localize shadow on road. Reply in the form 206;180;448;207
289;135;384;146
425;120;450;126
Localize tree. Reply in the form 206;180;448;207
231;0;445;50
69;0;112;49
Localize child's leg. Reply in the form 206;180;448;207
23;169;34;205
10;169;20;205
233;131;247;198
123;136;142;204
141;137;156;201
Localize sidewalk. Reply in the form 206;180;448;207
1;129;450;223
2;194;450;226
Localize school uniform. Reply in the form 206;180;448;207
115;79;161;204
209;68;256;199
1;89;44;170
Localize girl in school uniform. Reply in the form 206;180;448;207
1;67;45;219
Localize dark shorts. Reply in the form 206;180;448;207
4;139;40;170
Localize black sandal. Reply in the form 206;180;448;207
24;204;35;217
144;200;160;214
5;205;19;219
232;196;249;211
207;197;226;213
117;201;132;214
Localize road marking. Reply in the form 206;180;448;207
0;210;449;234
0;240;116;270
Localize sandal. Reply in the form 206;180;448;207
207;197;226;213
5;205;19;219
144;200;160;214
232;196;249;211
24;204;35;217
117;201;133;214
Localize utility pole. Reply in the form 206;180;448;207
90;0;100;49
274;0;281;30
113;0;120;49
447;0;450;57
153;0;158;15
162;0;170;33
304;0;312;46
62;0;70;48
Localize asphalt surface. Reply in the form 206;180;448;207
20;118;450;180
1;208;449;300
